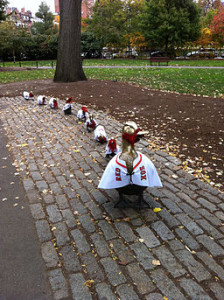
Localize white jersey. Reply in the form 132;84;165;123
37;95;46;105
23;91;33;100
98;152;162;189
77;109;89;120
49;98;57;109
94;125;108;142
63;103;72;111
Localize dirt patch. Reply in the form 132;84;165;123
0;76;223;191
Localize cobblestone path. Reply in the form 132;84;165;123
0;97;224;300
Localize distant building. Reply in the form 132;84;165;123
54;0;95;18
6;7;33;27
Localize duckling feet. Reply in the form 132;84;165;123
114;193;130;208
136;193;150;209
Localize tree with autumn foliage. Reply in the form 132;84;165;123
210;7;224;46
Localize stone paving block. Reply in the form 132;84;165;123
163;181;179;193
69;273;92;300
95;282;117;300
78;214;96;233
30;171;43;181
23;178;35;191
111;238;134;264
86;201;104;220
158;210;181;228
152;246;186;278
174;249;211;282
150;269;186;300
197;197;218;212
151;221;175;241
198;190;221;204
178;202;202;220
179;278;212;300
30;203;45;220
90;232;110;258
116;284;140;300
131;218;144;227
77;188;92;203
100;257;126;286
35;219;52;242
48;269;69;300
141;209;159;224
136;226;161;248
91;189;108;205
175;228;200;250
60;245;82;273
127;263;155;294
55;195;69;210
160;198;182;214
81;252;104;283
98;220;118;240
70;199;88;215
215;210;224;221
70;178;81;190
54;222;70;247
46;204;62;223
56;175;68;187
196;219;224;239
103;202;124;220
42;193;55;204
168;239;185;251
176;192;200;208
36;180;49;192
26;189;42;204
145;293;164;300
41;241;59;268
196;251;224;281
196;235;224;257
114;222;137;242
198;208;222;226
209;282;224;300
61;209;77;228
176;214;204;235
160;188;181;203
71;229;90;254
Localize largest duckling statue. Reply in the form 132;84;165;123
98;121;162;208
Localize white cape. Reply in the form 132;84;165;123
98;152;162;189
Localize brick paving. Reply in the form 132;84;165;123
0;96;224;300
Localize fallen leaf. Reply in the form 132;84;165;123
152;259;161;266
153;207;161;213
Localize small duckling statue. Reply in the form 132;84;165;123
98;121;162;208
49;97;58;109
105;137;120;159
77;106;89;122
94;125;108;143
37;95;47;105
23;91;34;100
63;97;73;115
85;114;98;132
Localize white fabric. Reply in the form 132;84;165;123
49;98;57;109
23;91;32;100
63;103;72;111
77;109;89;120
98;152;162;189
37;95;46;105
94;125;108;142
105;144;120;155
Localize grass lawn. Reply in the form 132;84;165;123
0;64;223;98
1;58;224;68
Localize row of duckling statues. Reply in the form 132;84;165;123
23;91;162;208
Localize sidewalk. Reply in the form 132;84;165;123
0;96;224;300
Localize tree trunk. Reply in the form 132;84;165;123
54;0;87;82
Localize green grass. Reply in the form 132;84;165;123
1;58;224;68
0;65;223;98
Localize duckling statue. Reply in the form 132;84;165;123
49;97;58;109
23;91;34;100
63;97;73;115
77;106;89;122
105;137;120;159
37;95;47;105
85;114;98;132
98;121;162;208
94;125;108;144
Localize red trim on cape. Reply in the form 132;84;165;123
115;153;142;170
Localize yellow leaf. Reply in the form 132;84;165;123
21;143;28;147
84;280;94;287
153;207;161;213
152;259;161;266
73;149;80;153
